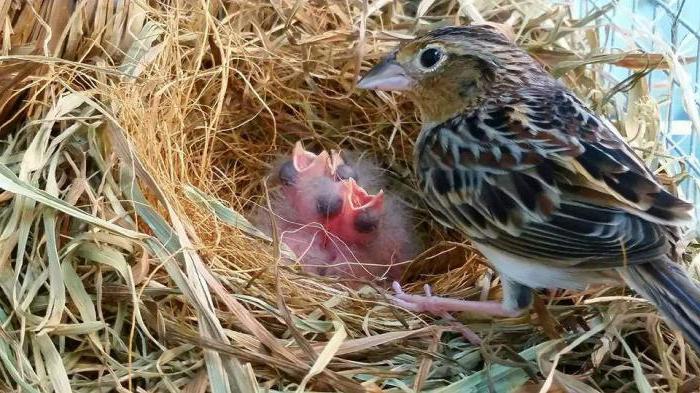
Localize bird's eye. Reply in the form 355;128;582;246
278;160;298;186
418;47;444;69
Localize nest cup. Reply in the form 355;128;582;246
0;1;698;392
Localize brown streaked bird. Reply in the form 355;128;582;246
358;24;699;349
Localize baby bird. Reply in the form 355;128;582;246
358;25;700;349
258;142;417;282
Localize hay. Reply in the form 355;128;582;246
0;0;698;392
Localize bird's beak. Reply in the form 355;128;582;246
342;178;384;212
357;55;413;91
292;141;332;176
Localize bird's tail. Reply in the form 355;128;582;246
620;262;700;350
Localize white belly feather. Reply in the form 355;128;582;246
474;243;620;290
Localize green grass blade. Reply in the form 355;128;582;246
428;342;549;393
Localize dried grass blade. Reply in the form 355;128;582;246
74;242;164;351
427;342;550;393
49;321;106;336
0;320;40;393
61;260;104;351
35;333;71;393
21;93;85;173
184;184;296;259
295;319;347;393
415;329;442;391
536;340;601;393
119;21;164;78
39;210;65;329
615;331;653;393
0;163;146;239
538;320;609;393
37;151;66;331
199;265;302;364
322;326;437;356
108;127;256;393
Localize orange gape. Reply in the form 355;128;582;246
257;142;418;283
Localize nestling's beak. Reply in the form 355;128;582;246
357;54;413;91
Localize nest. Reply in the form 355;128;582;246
0;0;698;392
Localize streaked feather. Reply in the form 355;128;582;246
416;84;692;270
361;23;699;350
621;262;700;350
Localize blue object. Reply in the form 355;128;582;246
576;0;700;223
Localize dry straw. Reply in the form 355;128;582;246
0;0;698;392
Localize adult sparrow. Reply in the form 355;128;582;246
358;25;698;348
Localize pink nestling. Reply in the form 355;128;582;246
257;142;418;283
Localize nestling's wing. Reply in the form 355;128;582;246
416;86;693;268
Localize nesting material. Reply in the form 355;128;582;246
0;0;698;392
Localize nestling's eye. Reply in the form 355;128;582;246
418;47;445;70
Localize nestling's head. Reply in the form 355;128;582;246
357;24;547;123
276;142;385;243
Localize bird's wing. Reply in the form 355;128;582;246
416;87;693;268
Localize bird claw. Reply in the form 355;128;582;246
391;281;446;313
390;281;483;345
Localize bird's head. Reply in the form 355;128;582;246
357;24;543;124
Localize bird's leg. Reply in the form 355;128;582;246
391;282;522;318
422;285;483;345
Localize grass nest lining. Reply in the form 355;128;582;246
1;0;699;392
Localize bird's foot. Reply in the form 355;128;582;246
391;282;520;317
390;281;522;345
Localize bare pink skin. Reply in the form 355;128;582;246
390;282;520;317
390;283;523;345
324;179;384;245
257;142;417;283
